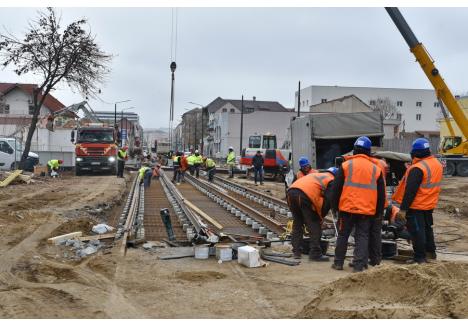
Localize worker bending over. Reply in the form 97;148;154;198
139;165;153;188
392;138;442;264
48;159;63;177
193;150;203;178
117;146;128;178
295;157;318;181
287;167;337;261
331;136;386;272
252;150;264;185
226;146;236;178
203;157;216;182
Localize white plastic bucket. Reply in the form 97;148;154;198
215;244;232;261
194;244;210;259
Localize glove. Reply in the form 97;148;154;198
394;210;407;224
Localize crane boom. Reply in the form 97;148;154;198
386;7;468;139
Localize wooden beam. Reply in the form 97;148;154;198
47;231;82;245
79;233;116;242
0;170;23;187
5;171;32;184
184;199;223;230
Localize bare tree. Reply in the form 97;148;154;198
0;8;111;167
369;97;400;120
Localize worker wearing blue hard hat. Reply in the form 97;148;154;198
331;136;386;272
392;138;443;264
296;156;318;181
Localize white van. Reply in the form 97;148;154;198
0;137;39;171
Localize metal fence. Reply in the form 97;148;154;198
382;137;440;153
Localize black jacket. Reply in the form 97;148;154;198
252;154;264;168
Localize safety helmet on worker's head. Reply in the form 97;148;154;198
58;159;64;164
195;150;199;154
228;146;234;151
298;157;310;168
327;167;338;175
411;138;430;153
354;136;372;150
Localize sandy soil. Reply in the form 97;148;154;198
0;173;467;318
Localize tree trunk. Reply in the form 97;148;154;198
19;104;40;169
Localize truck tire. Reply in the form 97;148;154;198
456;161;468;177
445;161;456;176
75;167;82;176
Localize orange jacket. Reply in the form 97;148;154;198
296;168;318;179
289;172;334;219
392;156;442;210
180;156;189;171
339;154;382;216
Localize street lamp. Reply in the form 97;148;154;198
120;107;135;146
114;99;131;127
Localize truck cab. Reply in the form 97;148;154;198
72;125;117;176
0;137;39;171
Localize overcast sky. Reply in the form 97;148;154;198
1;7;468;128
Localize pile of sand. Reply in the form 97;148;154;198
297;262;468;318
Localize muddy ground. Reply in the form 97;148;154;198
0;173;467;318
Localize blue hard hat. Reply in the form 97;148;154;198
327;167;338;175
298;157;310;168
411;138;430;152
354;136;372;150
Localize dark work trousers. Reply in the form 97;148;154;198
228;165;235;178
254;167;264;184
172;165;181;183
193;163;201;178
207;167;216;181
117;160;125;178
368;216;382;266
406;210;436;262
144;169;152;188
189;165;195;176
334;212;371;270
287;189;322;258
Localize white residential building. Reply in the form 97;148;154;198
295;85;441;132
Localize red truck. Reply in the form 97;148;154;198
72;124;118;176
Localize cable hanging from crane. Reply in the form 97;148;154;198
168;8;179;149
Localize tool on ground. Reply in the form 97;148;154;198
160;208;176;241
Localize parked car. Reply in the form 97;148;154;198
0;137;39;172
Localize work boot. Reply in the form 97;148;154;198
293;252;302;259
348;261;368;269
352;267;365;273
260;182;264;185
310;255;330;262
426;251;437;260
405;258;427;264
331;263;343;270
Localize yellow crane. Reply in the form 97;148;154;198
386;7;468;176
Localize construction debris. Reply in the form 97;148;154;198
47;231;83;245
0;169;23;187
92;223;114;234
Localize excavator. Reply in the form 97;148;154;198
386;8;468;177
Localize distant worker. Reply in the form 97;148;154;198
295;157;318;181
48;159;63;177
392;138;443;264
180;152;188;182
226;146;236;178
172;152;181;184
193;150;203;178
152;164;161;179
331;136;386;272
287;167;337;261
203;157;216;182
187;152;195;176
139;165;152;188
116;146;128;178
252;150;264;186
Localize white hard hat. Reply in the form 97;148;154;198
229;146;234;150
195;150;199;154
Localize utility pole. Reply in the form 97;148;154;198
194;112;198;150
201;108;205;155
240;95;244;153
169;61;177;149
297;81;301;117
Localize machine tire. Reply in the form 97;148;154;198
456;161;468;177
75;167;82;176
445;161;456;176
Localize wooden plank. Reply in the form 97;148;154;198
184;199;224;230
5;171;32;184
79;233;116;242
0;170;23;187
47;231;82;244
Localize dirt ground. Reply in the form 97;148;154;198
0;173;467;318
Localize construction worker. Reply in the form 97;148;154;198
116;146;128;178
295;157;318;181
48;159;63;177
152;164;161;179
287;167;337;261
252;150;264;186
392;138;443;264
193;150;203;178
187;152;195;176
172;152;181;184
331;136;386;272
139;164;152;188
180;152;188;182
226;146;236;178
203;157;216;182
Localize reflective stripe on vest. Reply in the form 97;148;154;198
419;160;442;189
344;159;378;190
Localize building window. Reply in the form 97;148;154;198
245;107;254;113
416;101;422;107
416;113;422;121
321;99;327;103
434;102;440;108
306;100;309;105
396;101;403;107
0;104;10;114
28;105;35;115
369;100;376;106
230;108;235;113
222;108;227;112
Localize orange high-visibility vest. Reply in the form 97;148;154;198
289;172;334;219
392;156;442;210
339;154;382;216
296;168;318;179
370;157;389;207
